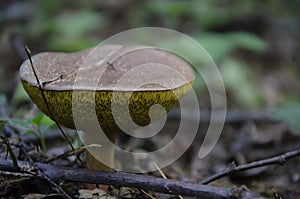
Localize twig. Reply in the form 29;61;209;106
153;162;183;199
45;144;101;163
153;162;167;179
0;134;19;170
28;168;72;199
140;190;155;199
0;170;32;178
0;159;264;199
0;162;71;198
201;148;300;185
24;46;83;165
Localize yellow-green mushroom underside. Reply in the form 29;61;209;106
19;45;195;171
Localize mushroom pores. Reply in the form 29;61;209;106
21;81;193;130
19;45;195;131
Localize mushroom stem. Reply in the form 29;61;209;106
85;132;116;171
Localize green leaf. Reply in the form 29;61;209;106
228;32;268;53
8;119;32;129
155;32;267;65
158;36;211;65
273;105;300;135
31;115;44;125
157;33;232;65
46;10;104;51
40;115;55;126
48;37;98;52
27;114;54;126
22;130;36;136
50;11;103;37
146;1;189;16
220;58;262;108
196;33;234;62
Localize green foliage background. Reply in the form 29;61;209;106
0;0;299;133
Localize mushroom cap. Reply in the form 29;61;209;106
20;45;194;130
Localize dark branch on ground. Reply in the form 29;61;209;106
0;159;264;199
201;148;300;185
30;167;72;199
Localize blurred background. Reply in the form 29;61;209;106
0;0;300;197
1;0;299;109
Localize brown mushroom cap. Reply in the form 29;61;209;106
19;45;195;130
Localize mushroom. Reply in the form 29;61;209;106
19;45;195;171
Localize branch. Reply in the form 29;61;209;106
0;170;32;178
31;168;72;199
201;148;300;185
0;159;264;199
